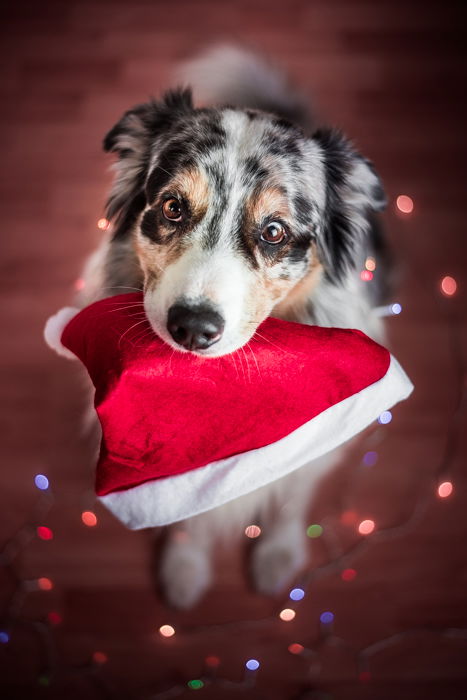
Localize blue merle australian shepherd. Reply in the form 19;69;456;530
79;46;389;608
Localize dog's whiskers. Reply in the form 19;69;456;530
168;347;176;374
151;162;177;181
240;345;252;383
238;345;249;383
252;330;294;355
97;299;145;307
103;303;146;314
245;341;262;380
100;285;144;293
133;329;158;347
124;312;149;323
117;319;148;348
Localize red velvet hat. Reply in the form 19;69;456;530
45;293;413;529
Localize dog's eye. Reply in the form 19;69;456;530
162;198;183;222
261;221;287;245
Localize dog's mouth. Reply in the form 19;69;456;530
150;322;256;358
142;283;265;357
144;309;259;358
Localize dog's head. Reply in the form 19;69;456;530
104;89;385;356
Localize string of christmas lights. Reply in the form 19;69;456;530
1;196;464;697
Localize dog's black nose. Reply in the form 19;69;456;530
167;303;225;351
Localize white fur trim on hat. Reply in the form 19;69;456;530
99;355;414;529
44;307;80;360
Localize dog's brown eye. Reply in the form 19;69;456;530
162;198;182;221
261;222;287;245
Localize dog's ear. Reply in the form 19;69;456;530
312;128;386;281
103;88;194;240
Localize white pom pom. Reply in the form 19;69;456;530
44;307;80;360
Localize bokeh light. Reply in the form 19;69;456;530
306;523;323;538
378;410;392;425
47;611;62;626
37;577;53;591
159;624;175;638
289;588;305;601
173;530;189;543
81;511;98;527
438;481;453;498
320;611;334;624
391;303;402;315
288;643;304;655
279;608;296;621
0;631;9;643
359;670;372;682
341;568;357;582
97;218;110;230
244;524;261;538
74;277;85;291
360;270;374;282
362;451;378;466
34;474;49;490
358;519;375;535
93;651;108;665
36;526;53;541
365;256;376;271
187;679;204;690
396;194;414;214
205;655;220;668
245;659;260;671
440;276;457;297
340;510;358;526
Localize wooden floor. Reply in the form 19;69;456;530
1;1;466;698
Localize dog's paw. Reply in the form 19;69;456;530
251;527;307;595
160;540;212;609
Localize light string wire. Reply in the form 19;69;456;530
1;207;465;698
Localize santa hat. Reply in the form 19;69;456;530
44;293;413;529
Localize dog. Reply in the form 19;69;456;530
77;46;388;609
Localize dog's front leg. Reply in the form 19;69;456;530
159;519;214;609
250;451;341;595
250;510;308;596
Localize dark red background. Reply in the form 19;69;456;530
1;1;466;699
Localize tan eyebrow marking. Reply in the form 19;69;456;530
248;186;291;222
136;167;211;275
169;167;210;218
